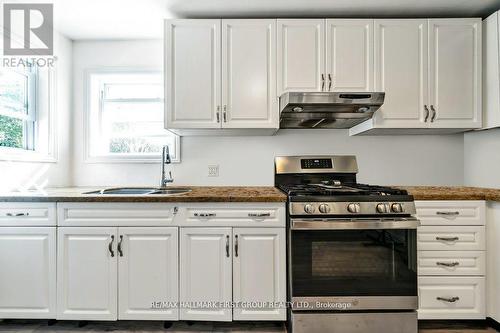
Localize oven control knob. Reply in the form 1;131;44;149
391;203;404;213
347;203;361;214
304;204;315;214
376;203;389;214
319;204;331;214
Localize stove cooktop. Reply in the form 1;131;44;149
278;183;409;198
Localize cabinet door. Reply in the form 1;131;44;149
165;19;222;129
57;227;117;320
372;19;428;128
118;227;178;320
277;19;325;94
325;19;373;92
180;228;232;321
428;19;482;128
233;228;286;321
0;227;56;319
222;19;278;129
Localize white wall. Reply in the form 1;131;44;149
0;31;73;190
464;128;500;188
71;39;465;187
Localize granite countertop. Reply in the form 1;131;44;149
401;186;500;201
0;186;287;203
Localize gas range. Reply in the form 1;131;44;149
275;156;416;217
275;155;418;333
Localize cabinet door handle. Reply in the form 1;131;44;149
108;235;115;257
172;206;179;215
436;261;459;267
424;105;430;122
235;235;239;257
430;105;437;122
436;211;459;216
117;235;124;257
436;296;459;303
248;213;271;217
6;212;29;217
225;235;230;258
321;74;325;91
223;105;227;122
436;236;459;242
328;74;332;91
216;106;220;123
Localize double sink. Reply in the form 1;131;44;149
84;187;192;195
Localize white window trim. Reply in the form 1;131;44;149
83;67;180;164
0;66;58;163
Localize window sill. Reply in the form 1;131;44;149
0;148;57;163
85;154;180;164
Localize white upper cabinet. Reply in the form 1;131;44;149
180;227;233;321
277;19;372;94
325;19;373;92
428;19;482;128
0;227;56;319
370;19;428;128
232;228;286;321
165;20;222;129
222;20;278;128
351;18;482;135
277;19;325;93
57;227;118;320
118;227;178;320
483;11;500;129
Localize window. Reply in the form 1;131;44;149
0;66;36;151
86;70;179;162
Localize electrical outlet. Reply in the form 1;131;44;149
208;165;219;177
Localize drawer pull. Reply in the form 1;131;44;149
436;261;460;267
436;296;460;303
6;212;29;217
436;211;460;216
194;213;216;218
248;213;271;218
436;236;459;242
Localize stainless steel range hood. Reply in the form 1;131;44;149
279;92;385;129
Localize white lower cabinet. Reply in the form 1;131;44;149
418;277;485;319
180;228;233;321
57;227;118;320
416;200;486;320
180;227;286;321
118;227;178;320
57;226;179;321
233;228;286;321
0;227;56;319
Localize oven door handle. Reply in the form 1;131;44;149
291;218;420;230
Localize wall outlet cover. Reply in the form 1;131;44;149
208;165;219;177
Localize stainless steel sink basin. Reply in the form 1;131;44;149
83;187;192;195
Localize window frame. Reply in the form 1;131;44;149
0;64;57;163
84;68;180;164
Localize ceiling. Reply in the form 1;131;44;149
7;0;500;40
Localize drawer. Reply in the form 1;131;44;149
57;202;178;226
0;202;56;226
418;226;485;251
418;276;485;319
180;203;285;227
416;201;485;226
418;251;485;276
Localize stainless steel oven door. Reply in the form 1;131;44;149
289;217;418;311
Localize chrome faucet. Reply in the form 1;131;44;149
160;145;173;188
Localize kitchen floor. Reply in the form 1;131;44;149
0;320;498;332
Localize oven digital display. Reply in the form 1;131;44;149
301;158;333;169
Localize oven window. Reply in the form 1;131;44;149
291;229;417;297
